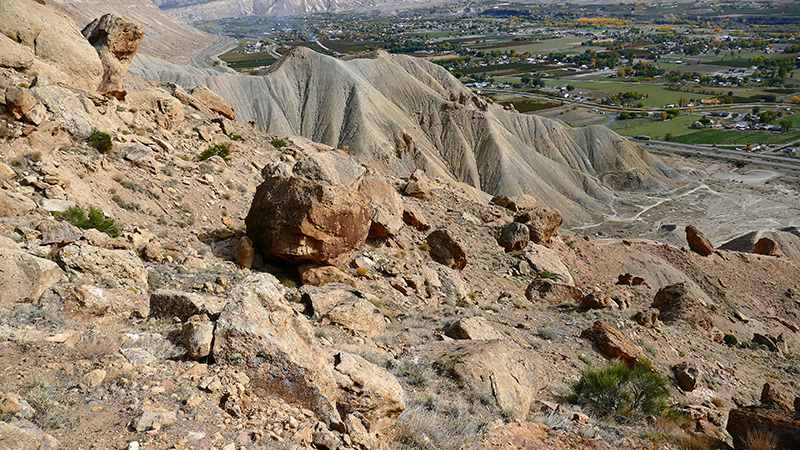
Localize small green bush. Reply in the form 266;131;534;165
198;143;230;163
231;134;244;142
537;269;558;281
271;137;287;148
567;358;669;418
723;334;738;346
56;205;120;238
87;129;112;153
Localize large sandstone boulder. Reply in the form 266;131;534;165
524;244;573;286
5;87;36;120
686;225;714;256
55;284;149;319
81;14;144;100
332;352;405;433
327;297;386;338
515;207;562;244
727;406;800;450
443;317;503;340
491;194;538;213
0;34;34;70
56;243;148;295
0;0;102;90
359;173;404;238
426;229;468;271
189;85;235;120
245;176;372;266
213;273;340;424
433;340;545;418
580;321;644;367
525;278;583;304
0;249;63;304
651;283;713;330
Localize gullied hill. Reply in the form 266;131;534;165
134;47;678;224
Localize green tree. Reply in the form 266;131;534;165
778;118;793;133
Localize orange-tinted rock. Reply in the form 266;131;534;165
686;225;714;256
753;237;779;256
245;176;371;266
515;207;563;244
651;283;713;330
426;229;468;271
580;321;643;367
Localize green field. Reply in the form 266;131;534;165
674;129;800;145
543;80;715;107
476;38;591;55
611;116;698;139
220;52;277;71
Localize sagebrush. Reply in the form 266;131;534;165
56;205;120;237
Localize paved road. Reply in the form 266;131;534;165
191;36;239;71
643;140;800;171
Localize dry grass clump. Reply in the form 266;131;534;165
742;428;777;450
391;396;481;450
75;328;122;361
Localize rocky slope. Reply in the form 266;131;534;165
134;47;678;225
1;4;800;450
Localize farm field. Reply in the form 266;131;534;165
542;80;716;107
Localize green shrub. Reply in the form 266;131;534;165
198;143;230;163
87;129;112;153
537;269;558;281
567;359;669;418
55;205;120;238
231;134;244;142
723;334;738;346
271;137;287;148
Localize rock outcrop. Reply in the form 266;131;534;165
686;225;714;256
651;283;713;330
245;176;372;266
727;406;800;450
81;14;144;100
581;321;644;367
426;229;468;270
0;249;63;304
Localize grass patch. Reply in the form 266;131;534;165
87;129;112;154
674;129;800;146
198;143;230;163
55;205;120;237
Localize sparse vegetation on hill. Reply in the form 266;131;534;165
55;205;121;238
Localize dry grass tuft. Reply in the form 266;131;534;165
742;428;777;450
391;397;481;450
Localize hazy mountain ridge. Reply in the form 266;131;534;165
134;47;677;224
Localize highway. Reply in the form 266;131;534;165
643;140;800;171
191;36;239;71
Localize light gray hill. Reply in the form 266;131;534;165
133;48;679;224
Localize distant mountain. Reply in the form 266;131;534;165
133;47;678;224
153;0;433;21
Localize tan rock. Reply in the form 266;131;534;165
142;240;163;263
5;87;36;120
213;273;340;424
182;316;215;360
525;278;583;304
0;0;102;90
404;169;433;200
673;362;701;392
81;14;144;100
427;229;468;271
0;394;22;415
402;203;431;231
81;369;107;390
515;207;562;244
190;85;235;120
57;243;148;295
524;244;573;285
359;173;404;238
56;283;149;319
245;176;371;266
433;340;545;418
300;283;359;317
579;291;617;309
234;236;255;269
443;316;503;340
40;221;83;245
333;352;405;433
651;283;713;330
491;194;538;213
761;383;793;411
326;297;386;338
0;33;34;70
0;420;60;450
0;249;63;305
0;162;16;181
686;225;714;256
580;321;644;367
293;150;366;189
632;308;660;328
298;264;355;287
